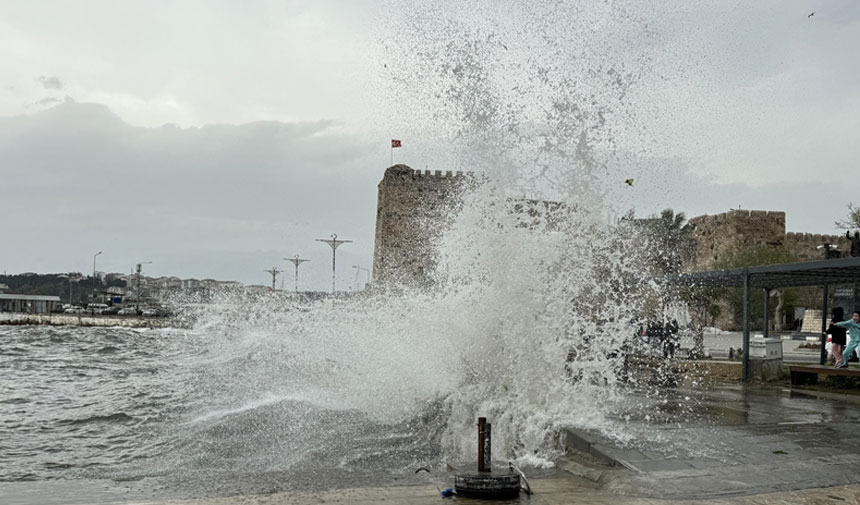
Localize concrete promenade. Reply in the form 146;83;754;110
64;384;860;505
84;481;860;504
561;383;860;502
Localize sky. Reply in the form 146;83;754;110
1;0;859;289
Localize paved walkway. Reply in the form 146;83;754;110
77;479;860;504
563;384;860;500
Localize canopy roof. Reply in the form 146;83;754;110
668;257;860;289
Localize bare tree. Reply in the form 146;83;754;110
835;202;860;229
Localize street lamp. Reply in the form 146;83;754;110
316;234;352;294
92;251;102;304
65;273;81;306
284;255;310;293
264;267;284;291
352;265;370;291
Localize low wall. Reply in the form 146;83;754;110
0;312;191;329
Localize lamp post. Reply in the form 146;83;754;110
92;251;102;304
352;265;370;291
316;234;352;294
264;267;283;291
64;273;82;306
284;255;310;293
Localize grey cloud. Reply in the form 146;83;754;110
0;102;380;287
33;97;61;106
37;75;63;90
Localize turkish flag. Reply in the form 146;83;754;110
391;139;402;148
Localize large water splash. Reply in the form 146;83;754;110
166;0;673;481
377;0;660;463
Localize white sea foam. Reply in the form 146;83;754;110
182;0;682;470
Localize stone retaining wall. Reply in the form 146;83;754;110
0;312;191;329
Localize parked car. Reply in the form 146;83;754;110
88;303;109;314
139;306;172;317
63;306;85;314
102;306;120;315
117;307;138;316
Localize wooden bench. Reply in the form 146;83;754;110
789;365;860;386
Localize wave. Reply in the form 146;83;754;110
61;413;134;426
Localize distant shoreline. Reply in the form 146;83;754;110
0;312;192;329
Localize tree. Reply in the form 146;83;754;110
640;209;694;275
835;202;860;229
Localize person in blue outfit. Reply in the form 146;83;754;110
836;311;860;368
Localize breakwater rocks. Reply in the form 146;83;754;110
0;312;192;329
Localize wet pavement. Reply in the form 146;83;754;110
54;478;860;504
563;383;860;500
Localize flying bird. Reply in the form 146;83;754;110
808;12;814;18
624;178;634;187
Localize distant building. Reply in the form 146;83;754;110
0;284;61;313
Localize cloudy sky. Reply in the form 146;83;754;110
1;0;858;289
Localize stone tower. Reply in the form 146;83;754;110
372;165;469;288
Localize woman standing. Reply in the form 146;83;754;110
829;307;847;367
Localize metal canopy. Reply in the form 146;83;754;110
668;257;860;290
665;256;860;382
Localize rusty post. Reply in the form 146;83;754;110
484;422;492;472
478;417;492;472
477;417;486;472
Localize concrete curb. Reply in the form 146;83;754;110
562;428;640;472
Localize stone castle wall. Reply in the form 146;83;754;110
687;209;851;270
372;165;470;288
687;210;786;270
373;166;852;298
784;232;850;262
685;210;852;330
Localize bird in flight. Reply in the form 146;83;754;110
808;12;814;18
624;178;634;187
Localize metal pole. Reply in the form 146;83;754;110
763;288;770;339
136;264;141;313
819;244;833;365
285;256;310;293
821;285;830;365
352;265;369;292
264;267;283;291
316;234;352;294
742;269;751;382
92;251;102;303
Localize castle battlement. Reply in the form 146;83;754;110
381;164;467;180
411;169;464;178
784;231;844;243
